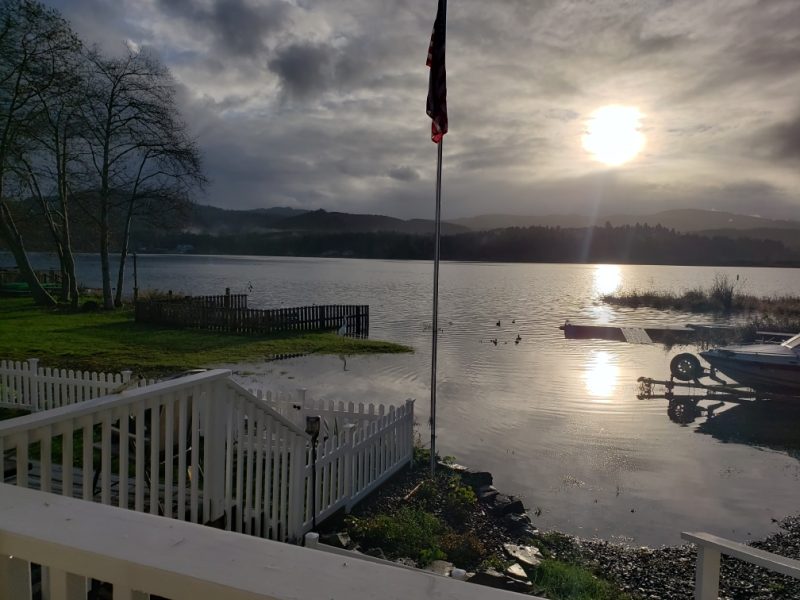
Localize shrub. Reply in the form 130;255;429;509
347;507;446;566
710;273;737;312
440;531;487;567
443;477;477;523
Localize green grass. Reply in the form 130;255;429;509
530;559;632;600
0;297;411;377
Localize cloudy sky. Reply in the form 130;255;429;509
50;0;800;219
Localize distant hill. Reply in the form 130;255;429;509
275;209;467;235
450;209;800;233
696;228;800;250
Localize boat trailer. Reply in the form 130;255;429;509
637;369;800;424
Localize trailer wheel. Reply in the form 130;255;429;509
670;353;702;381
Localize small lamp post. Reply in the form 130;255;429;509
305;416;321;531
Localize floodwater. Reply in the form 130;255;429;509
7;252;800;545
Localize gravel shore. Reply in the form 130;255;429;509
545;516;800;599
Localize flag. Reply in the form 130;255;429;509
426;0;447;143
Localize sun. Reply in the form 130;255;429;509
582;105;645;166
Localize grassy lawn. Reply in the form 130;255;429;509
0;297;411;376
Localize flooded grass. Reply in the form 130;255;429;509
0;297;411;377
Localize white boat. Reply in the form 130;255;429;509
696;333;800;394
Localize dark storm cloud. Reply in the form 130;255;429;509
388;167;420;182
756;112;800;162
268;42;335;99
156;0;289;57
49;0;800;220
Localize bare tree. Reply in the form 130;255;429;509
80;46;205;309
20;42;86;306
0;0;80;306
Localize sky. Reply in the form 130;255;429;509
49;0;800;220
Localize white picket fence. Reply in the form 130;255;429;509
249;386;415;525
0;358;155;412
0;369;415;544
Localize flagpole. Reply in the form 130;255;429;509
430;137;443;477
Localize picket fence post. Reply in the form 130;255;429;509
27;358;39;411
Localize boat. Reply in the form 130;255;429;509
670;333;800;394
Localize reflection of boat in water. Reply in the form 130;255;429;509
667;333;800;396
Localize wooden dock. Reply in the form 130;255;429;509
560;321;796;345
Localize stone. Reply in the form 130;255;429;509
504;513;532;529
425;560;454;577
468;569;533;593
501;499;526;515
319;532;351;549
451;568;468;580
476;485;499;503
506;563;529;580
504;543;543;568
461;471;493;489
364;547;386;560
394;557;417;568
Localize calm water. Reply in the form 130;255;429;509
7;253;800;545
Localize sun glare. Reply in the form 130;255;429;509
584;351;619;400
593;264;621;296
582;106;645;166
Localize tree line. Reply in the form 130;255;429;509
144;223;799;267
0;0;204;308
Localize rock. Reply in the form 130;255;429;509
504;513;532;529
476;485;499;503
319;532;351;549
425;560;454;577
504;543;543;568
451;568;468;580
501;499;526;515
461;471;493;489
468;569;532;593
505;563;529;580
494;494;514;506
394;557;417;568
364;547;386;560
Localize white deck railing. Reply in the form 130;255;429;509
1;370;414;543
239;383;415;531
0;483;537;600
683;531;800;599
0;358;155;411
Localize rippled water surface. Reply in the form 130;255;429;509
10;253;800;544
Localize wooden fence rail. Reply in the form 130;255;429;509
135;300;369;337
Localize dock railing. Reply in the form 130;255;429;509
0;358;156;412
683;531;800;599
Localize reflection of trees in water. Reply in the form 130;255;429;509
696;401;800;460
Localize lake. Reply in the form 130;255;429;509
7;252;800;545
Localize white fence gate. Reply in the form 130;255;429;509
0;370;415;543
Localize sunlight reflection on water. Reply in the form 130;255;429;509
584;351;619;400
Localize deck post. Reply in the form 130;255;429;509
204;380;229;523
694;545;721;600
0;554;31;599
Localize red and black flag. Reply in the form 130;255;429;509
426;0;447;144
